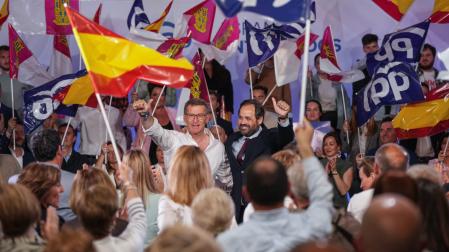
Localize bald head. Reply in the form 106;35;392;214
375;143;409;173
360;194;422;252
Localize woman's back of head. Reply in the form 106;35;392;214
0;184;40;238
167;146;213;206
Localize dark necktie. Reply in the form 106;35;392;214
236;138;249;165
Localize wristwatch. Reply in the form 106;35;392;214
139;111;150;120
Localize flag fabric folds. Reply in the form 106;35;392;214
66;7;194;97
215;0;315;23
273;32;318;86
366;20;429;76
157;37;191;59
319;26;341;74
45;0;79;35
430;0;449;23
199;16;240;64
23;70;84;133
0;0;8;29
179;0;216;44
356;61;424;126
9;24;53;86
93;3;102;24
373;0;415;21
62;73;97;108
145;0;173;32
393;84;449;139
245;21;281;67
127;0;151;30
48;35;73;78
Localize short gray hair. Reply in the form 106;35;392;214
184;98;211;115
407;164;442;185
375;143;409;172
287;161;309;200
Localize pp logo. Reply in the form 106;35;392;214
32;98;54;120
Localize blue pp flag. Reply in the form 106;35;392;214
366;20;430;76
245;21;282;67
356;62;424;126
23;70;86;133
216;0;313;23
127;0;151;30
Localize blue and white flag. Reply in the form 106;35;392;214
245;21;282;67
356;62;424;126
127;0;151;30
366;20;430;76
23;71;85;133
216;0;314;23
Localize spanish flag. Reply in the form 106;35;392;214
373;0;415;21
430;0;449;23
393;84;449;139
145;0;173;33
65;7;194;97
62;74;97;108
0;0;9;29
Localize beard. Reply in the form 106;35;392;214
419;61;434;71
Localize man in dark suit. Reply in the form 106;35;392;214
58;123;89;173
225;98;294;222
0;121;34;167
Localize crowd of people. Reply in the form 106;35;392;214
0;32;448;252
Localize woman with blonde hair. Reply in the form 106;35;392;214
122;149;161;245
158;146;213;231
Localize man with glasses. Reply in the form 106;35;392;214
133;97;233;193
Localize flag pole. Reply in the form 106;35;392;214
199;50;221;143
248;68;254;99
299;11;312;124
10;78;15;150
104;96;113;143
95;93;121;166
60;117;73;146
340;85;350;144
141;84;167;149
262;86;277;106
357;126;363;155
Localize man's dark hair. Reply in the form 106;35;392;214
246;156;289;206
0;45;9;52
184;98;211;115
239;99;264;119
381;116;393;125
31;129;61;162
147;84;167;96
306;99;323;113
253;85;268;96
422;43;436;58
58;123;77;136
362;34;378;46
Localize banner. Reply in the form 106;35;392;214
366;20;430;76
356;61;424;126
245;20;281;67
23;71;83;133
45;0;79;35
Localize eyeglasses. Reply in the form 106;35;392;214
185;113;208;120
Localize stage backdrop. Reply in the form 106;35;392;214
2;0;448;122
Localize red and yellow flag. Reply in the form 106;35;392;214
65;7;194;97
430;0;449;23
373;0;415;21
63;74;97;108
145;0;173;33
0;0;9;29
393;84;449;139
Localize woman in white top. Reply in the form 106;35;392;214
157;145;213;231
122;150;161;246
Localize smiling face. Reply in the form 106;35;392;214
380;121;397;145
305;101;321;122
238;104;263;137
323;136;340;158
183;105;208;136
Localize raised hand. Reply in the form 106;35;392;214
132;98;153;116
272;98;290;119
295;119;314;159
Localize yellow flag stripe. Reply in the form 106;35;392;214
433;0;449;13
391;0;415;14
73;32;193;79
393;98;449;130
63;75;94;105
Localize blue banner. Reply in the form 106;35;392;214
245;20;282;67
366;20;430;76
216;0;314;23
23;70;86;133
127;0;151;30
356;62;424;126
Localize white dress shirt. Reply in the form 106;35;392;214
73;105;127;156
347;188;374;223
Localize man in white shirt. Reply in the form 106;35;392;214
73;99;126;163
418;43;439;91
348;143;409;222
133;97;233;193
